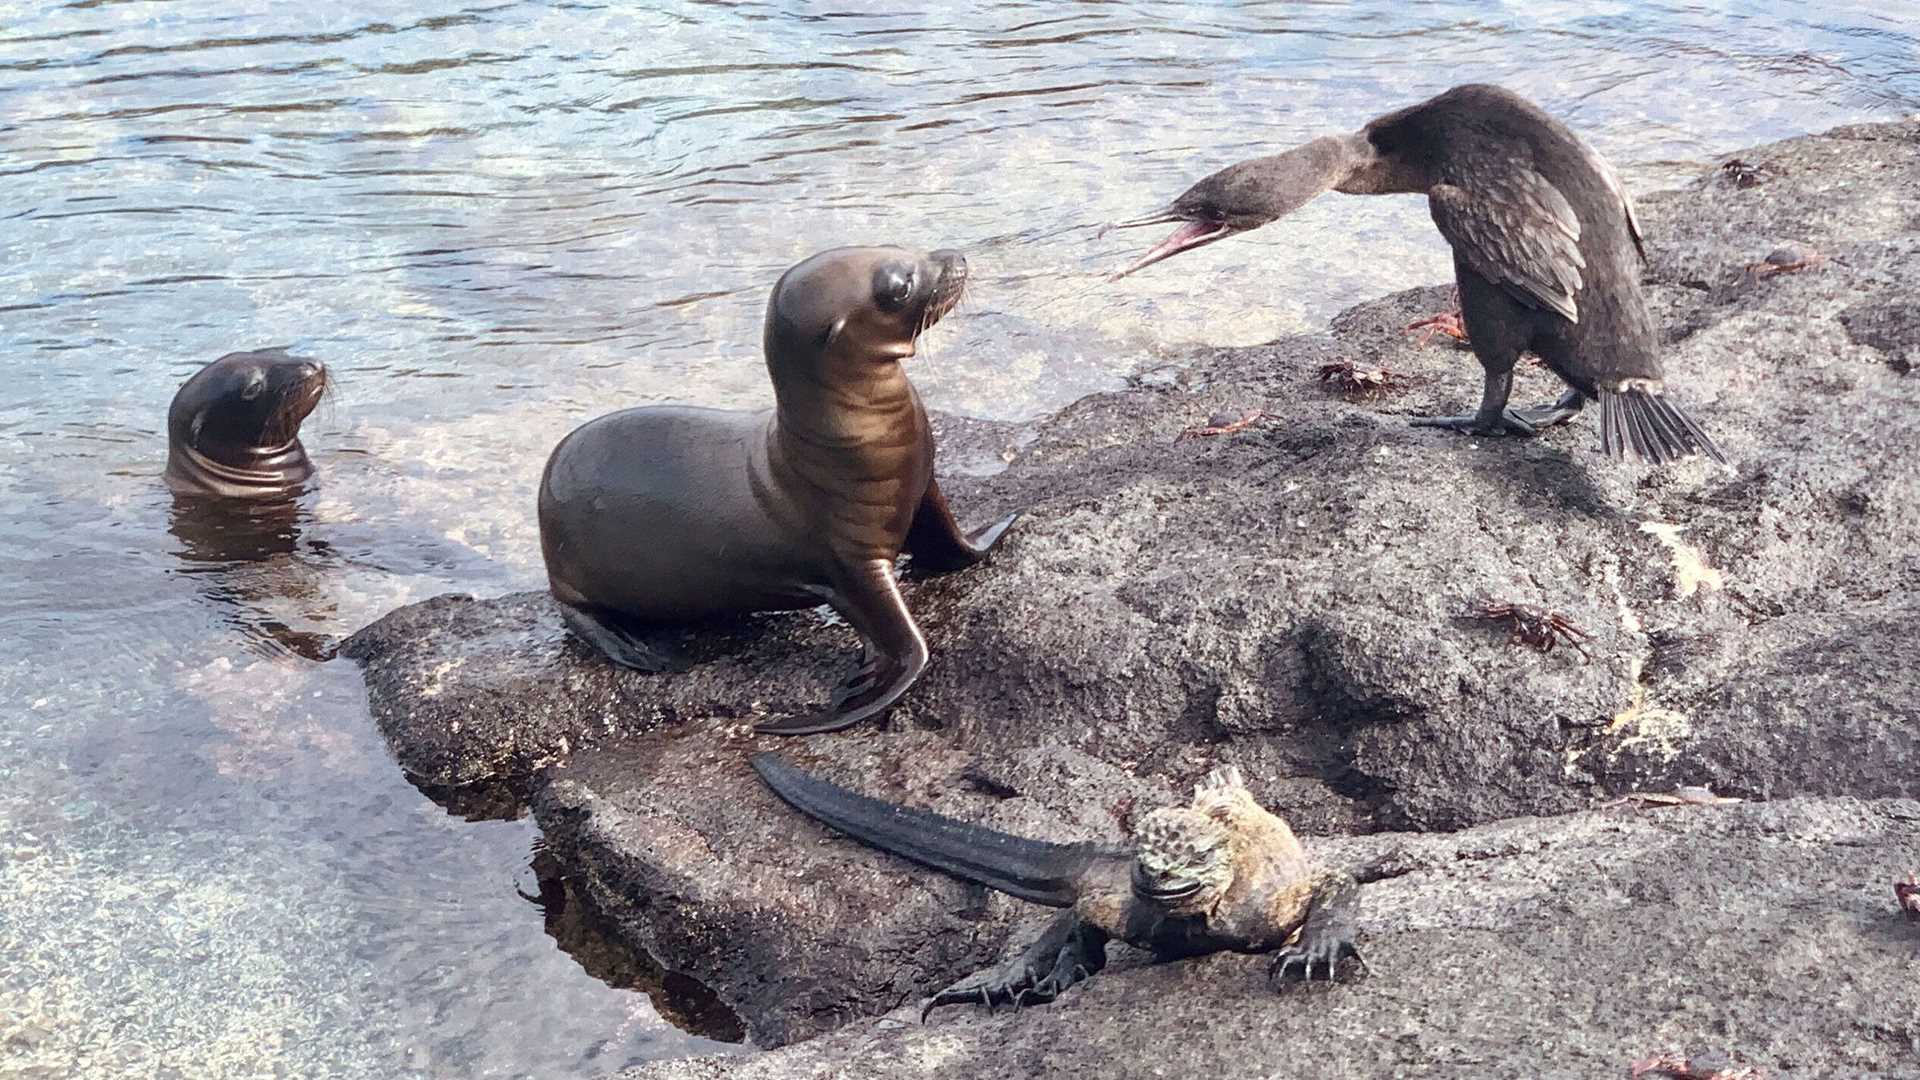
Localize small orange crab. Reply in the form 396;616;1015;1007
1473;601;1592;661
1178;408;1274;440
1317;361;1407;399
1405;311;1470;347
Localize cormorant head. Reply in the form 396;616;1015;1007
1104;133;1376;280
1130;806;1235;916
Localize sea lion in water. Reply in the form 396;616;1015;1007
537;246;1017;735
1107;83;1726;466
164;348;329;498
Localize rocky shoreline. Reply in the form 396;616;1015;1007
341;121;1920;1076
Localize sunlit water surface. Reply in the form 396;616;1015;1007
2;1;1915;1075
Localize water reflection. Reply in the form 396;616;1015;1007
166;496;339;661
521;841;750;1046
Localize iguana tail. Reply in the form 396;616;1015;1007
751;753;1102;908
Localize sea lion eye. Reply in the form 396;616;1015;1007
240;371;266;400
873;266;915;311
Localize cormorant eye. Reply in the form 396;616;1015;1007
874;266;915;311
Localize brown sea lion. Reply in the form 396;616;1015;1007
537;246;1016;735
164;348;328;499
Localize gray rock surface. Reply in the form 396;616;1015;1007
616;797;1920;1080
341;122;1920;1058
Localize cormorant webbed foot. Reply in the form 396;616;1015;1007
922;912;1109;1019
1512;388;1586;429
1410;408;1537;438
1269;874;1366;984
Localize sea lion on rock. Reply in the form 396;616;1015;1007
164;348;328;498
537;246;1016;735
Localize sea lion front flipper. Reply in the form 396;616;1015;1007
922;911;1109;1019
557;602;690;673
755;559;928;735
1269;870;1366;984
903;478;1017;574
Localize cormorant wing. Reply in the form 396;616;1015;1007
753;754;1123;909
1580;137;1647;264
1427;165;1587;324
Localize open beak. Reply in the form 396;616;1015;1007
1103;212;1237;281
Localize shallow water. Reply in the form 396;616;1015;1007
2;1;1916;1075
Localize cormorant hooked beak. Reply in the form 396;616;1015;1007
1101;209;1239;281
1101;133;1380;283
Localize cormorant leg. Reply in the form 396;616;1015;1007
557;601;689;673
1270;871;1366;984
903;478;1017;575
1513;387;1586;429
1410;368;1537;437
922;912;1110;1020
754;559;928;735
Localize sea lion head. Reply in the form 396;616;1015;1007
1131;806;1236;916
764;246;968;377
165;348;328;498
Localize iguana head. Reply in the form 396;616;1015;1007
1131;807;1234;915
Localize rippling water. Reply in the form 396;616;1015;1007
2;2;1915;1076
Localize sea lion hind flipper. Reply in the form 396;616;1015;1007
903;479;1017;574
922;911;1110;1020
557;602;690;673
755;560;928;735
1269;870;1366;984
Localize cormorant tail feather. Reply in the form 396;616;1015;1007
1598;389;1727;466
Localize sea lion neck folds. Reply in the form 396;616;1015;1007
163;348;328;499
537;246;1014;736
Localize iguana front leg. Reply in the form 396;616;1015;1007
1269;870;1366;983
922;911;1110;1018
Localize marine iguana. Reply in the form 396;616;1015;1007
751;754;1365;1014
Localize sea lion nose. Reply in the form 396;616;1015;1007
299;362;323;380
930;249;967;279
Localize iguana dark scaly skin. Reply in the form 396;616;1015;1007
751;754;1365;1015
